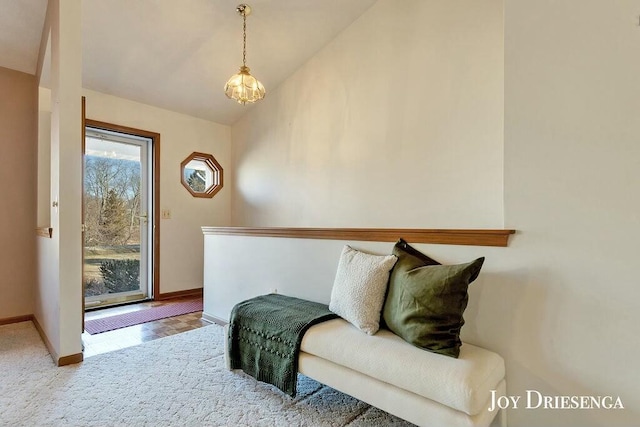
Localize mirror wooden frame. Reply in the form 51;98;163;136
180;152;223;198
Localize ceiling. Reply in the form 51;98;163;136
0;0;48;74
0;0;377;125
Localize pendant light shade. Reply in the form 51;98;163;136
224;66;265;104
224;4;265;104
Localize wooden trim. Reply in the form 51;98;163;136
85;119;161;301
57;352;84;366
156;288;203;301
36;227;53;238
0;314;33;326
85;119;160;140
201;227;516;247
180;152;223;198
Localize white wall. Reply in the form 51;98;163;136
225;0;640;425
83;89;231;294
500;1;640;426
231;0;504;228
203;235;497;324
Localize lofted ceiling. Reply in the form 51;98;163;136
0;0;377;125
0;0;48;74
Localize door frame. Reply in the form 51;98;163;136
84;118;161;301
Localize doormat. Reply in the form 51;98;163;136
84;299;203;335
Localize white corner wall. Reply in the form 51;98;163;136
53;0;84;359
231;0;504;228
36;86;59;356
34;0;84;360
83;89;231;294
226;0;640;426
501;1;640;426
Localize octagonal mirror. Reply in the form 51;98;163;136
180;152;223;198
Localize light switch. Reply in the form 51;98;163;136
161;209;171;219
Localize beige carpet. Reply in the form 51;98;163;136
0;321;414;426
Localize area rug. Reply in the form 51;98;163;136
84;299;203;334
0;321;413;427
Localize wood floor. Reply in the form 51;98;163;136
82;296;209;358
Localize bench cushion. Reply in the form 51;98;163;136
301;318;505;416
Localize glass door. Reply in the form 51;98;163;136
83;127;153;308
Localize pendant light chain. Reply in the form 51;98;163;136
242;12;247;67
224;4;265;104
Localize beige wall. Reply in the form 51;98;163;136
228;0;639;425
0;66;37;320
83;89;231;294
231;0;504;228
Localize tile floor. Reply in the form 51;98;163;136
82;297;210;358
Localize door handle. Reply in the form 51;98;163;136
138;213;148;224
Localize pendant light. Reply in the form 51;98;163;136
224;4;265;104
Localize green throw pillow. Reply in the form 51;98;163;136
382;239;484;358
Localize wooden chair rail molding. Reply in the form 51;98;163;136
36;227;53;238
201;227;516;247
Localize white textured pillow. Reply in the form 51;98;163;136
329;245;398;335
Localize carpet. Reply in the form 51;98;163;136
0;321;415;427
84;299;203;334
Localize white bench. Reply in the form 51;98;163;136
225;318;506;427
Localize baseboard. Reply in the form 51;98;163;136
201;312;227;326
0;314;33;326
58;352;84;366
32;316;83;367
156;288;203;301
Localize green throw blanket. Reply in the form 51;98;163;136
228;294;338;397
